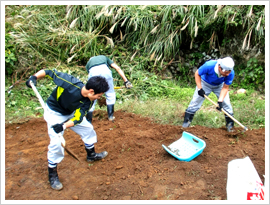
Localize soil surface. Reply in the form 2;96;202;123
5;110;265;200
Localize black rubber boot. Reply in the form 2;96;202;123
86;111;93;123
225;115;234;132
85;146;108;162
48;166;63;190
107;104;115;121
182;112;195;128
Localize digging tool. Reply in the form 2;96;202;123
29;80;81;162
204;94;248;132
114;86;125;89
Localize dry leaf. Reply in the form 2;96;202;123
69;18;78;29
180;19;189;31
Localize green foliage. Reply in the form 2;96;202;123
5;33;17;76
117;88;265;129
237;58;264;89
5;5;265;81
221;38;232;47
4;4;266;127
4;61;264;130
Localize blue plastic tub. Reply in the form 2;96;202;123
162;131;206;162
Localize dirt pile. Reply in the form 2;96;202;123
5;110;265;200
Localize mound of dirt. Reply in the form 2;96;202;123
97;96;106;108
5;110;265;200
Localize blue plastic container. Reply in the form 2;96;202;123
162;131;206;162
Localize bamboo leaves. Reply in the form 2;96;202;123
9;5;265;68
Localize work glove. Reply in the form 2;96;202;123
124;80;133;89
216;101;223;112
26;76;37;88
198;88;205;98
86;111;93;123
52;123;66;134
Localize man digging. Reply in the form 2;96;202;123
85;55;133;123
182;57;235;132
26;69;109;190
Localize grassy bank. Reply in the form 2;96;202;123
114;90;265;130
5;74;264;131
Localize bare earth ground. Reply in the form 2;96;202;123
5;110;265;200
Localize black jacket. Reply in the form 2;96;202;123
45;69;93;126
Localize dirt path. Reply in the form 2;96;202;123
5;110;265;200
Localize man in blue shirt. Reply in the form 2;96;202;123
182;57;235;132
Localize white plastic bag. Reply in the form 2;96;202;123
226;156;264;201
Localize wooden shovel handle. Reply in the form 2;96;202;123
204;95;248;131
30;81;46;110
114;86;125;89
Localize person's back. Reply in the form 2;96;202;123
86;55;114;73
85;55;132;122
45;69;90;116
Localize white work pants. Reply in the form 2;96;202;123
88;64;116;112
44;104;97;167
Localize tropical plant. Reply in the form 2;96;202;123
5;5;265;90
238;58;264;88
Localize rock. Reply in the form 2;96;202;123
72;195;79;200
237;89;246;94
116;165;123;170
192;67;198;73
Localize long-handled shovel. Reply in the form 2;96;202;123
29;81;81;162
114;86;125;89
204;95;248;132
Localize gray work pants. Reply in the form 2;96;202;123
186;80;233;115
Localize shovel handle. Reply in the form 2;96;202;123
204;95;248;131
30;81;67;143
114;86;125;89
29;81;46;110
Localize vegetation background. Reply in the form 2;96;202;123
4;4;265;130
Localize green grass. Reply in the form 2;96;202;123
5;66;265;130
115;90;265;130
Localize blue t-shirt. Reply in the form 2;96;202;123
198;60;234;86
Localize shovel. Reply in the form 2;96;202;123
114;86;125;89
29;80;81;162
204;95;248;132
